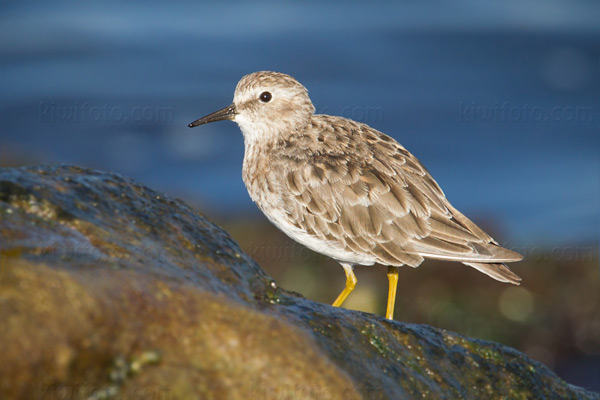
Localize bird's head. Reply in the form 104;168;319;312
189;71;315;143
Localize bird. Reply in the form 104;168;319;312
188;71;523;320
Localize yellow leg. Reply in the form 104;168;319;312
332;263;357;307
386;266;399;320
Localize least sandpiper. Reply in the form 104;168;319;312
189;71;522;320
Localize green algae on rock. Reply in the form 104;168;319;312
0;165;598;400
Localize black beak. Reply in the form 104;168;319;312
188;104;237;128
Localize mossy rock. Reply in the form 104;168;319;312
0;165;597;400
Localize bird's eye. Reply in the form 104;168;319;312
259;91;272;103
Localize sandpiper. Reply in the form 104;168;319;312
189;71;522;320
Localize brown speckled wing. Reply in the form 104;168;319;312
279;117;522;276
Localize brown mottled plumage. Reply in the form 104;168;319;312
189;71;523;320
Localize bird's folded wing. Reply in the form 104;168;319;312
281;122;522;267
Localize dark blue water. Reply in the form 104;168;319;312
1;0;599;247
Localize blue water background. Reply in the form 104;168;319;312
1;0;599;247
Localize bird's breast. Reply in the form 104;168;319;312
242;142;286;211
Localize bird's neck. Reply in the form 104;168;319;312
241;138;277;205
242;131;278;172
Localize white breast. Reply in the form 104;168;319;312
259;207;377;266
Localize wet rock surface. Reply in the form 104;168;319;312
0;165;597;400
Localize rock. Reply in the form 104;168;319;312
0;165;597;400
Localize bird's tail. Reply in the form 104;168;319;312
462;262;522;285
